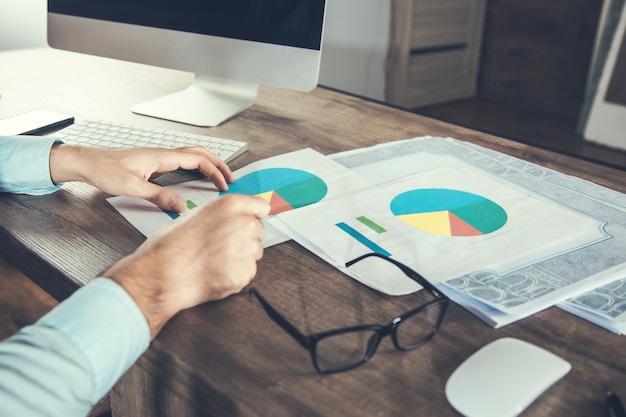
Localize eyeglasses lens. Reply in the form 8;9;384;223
395;300;444;349
314;329;379;372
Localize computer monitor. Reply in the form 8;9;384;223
47;1;327;127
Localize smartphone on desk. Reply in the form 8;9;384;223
0;109;74;136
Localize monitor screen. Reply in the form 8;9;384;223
48;0;327;126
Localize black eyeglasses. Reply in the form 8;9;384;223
250;253;449;374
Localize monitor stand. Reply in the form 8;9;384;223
131;74;258;127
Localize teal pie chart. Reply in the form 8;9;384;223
220;168;328;215
390;188;508;236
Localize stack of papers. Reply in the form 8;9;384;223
108;137;626;335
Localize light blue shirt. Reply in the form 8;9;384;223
0;136;61;194
0;137;151;416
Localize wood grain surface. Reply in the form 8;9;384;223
1;48;625;417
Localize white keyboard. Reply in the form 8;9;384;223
52;119;248;163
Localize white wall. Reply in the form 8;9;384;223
319;0;390;101
0;0;389;101
0;0;47;50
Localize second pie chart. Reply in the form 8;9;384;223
390;188;508;236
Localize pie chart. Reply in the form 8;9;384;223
390;188;508;236
220;168;328;215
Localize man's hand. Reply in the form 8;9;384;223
49;144;235;212
103;193;270;338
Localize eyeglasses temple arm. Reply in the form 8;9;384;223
249;289;311;349
346;253;447;299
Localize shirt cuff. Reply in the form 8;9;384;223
37;278;150;403
0;136;62;195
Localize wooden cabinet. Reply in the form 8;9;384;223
386;0;487;108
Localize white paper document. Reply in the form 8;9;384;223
271;165;605;293
107;148;373;247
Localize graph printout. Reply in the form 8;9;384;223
107;148;373;247
390;188;508;236
329;137;626;330
272;165;606;297
220;167;328;215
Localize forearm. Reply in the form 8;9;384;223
49;142;91;184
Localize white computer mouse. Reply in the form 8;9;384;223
445;337;571;417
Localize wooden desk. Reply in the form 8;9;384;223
1;48;625;417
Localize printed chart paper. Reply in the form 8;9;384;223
107;148;373;247
272;165;606;297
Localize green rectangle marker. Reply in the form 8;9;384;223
356;216;386;233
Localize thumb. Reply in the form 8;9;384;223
138;182;186;213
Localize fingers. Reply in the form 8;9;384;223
99;146;239;212
122;179;183;212
213;193;271;221
129;172;272;216
196;155;235;191
157;146;235;191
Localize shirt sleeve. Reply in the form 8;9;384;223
0;136;62;195
0;278;150;417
